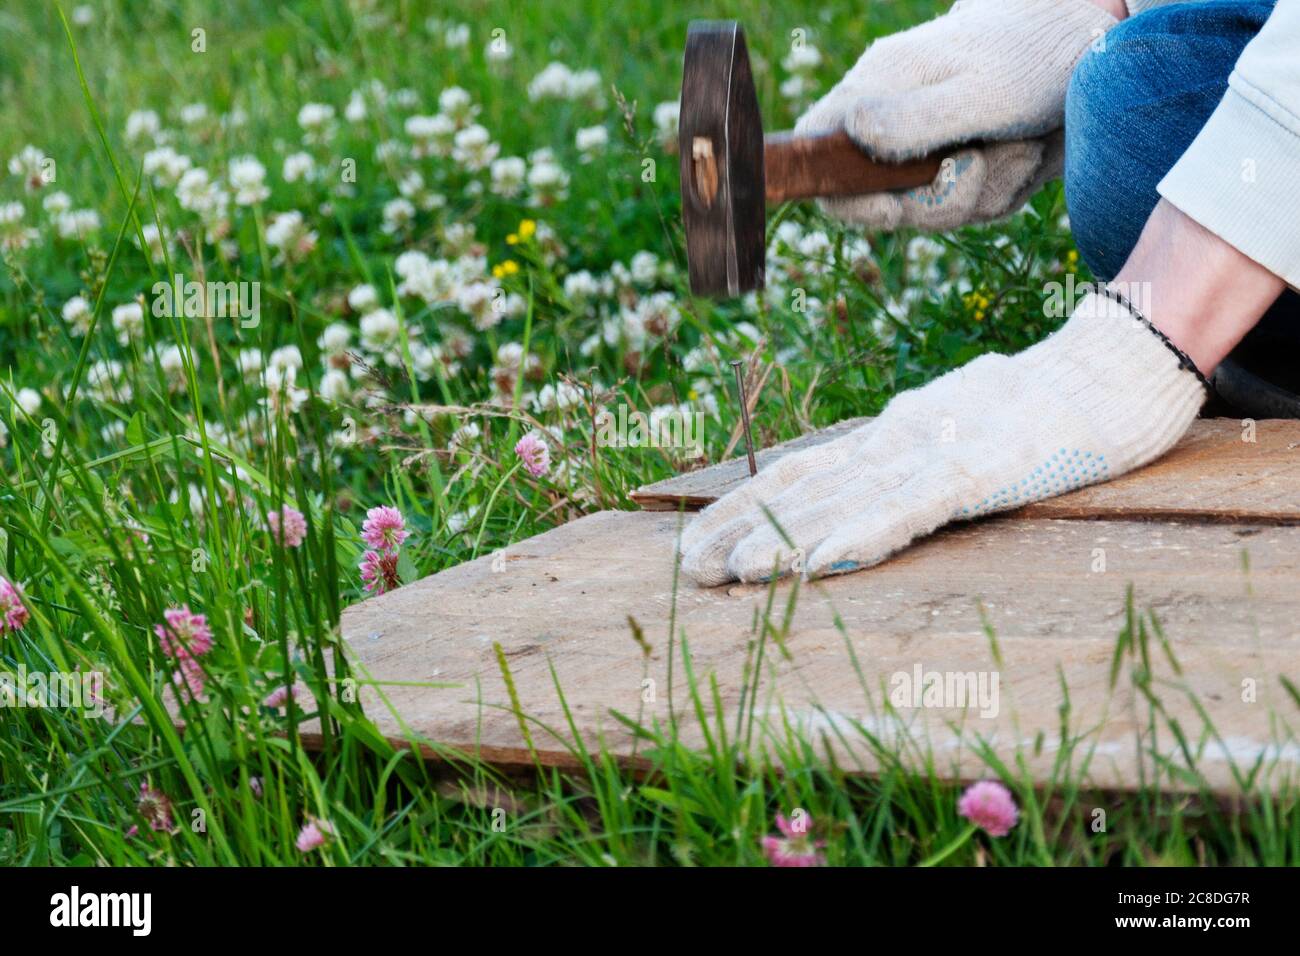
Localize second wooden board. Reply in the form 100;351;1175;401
630;418;1300;523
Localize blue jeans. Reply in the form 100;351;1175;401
1064;0;1300;406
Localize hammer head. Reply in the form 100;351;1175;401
680;20;766;298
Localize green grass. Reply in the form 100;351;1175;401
0;0;1294;866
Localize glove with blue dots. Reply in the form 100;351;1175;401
680;291;1206;586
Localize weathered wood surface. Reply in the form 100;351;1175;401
631;418;1300;523
336;510;1300;793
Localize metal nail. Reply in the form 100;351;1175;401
731;360;758;477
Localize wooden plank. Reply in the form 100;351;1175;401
335;510;1300;793
631;416;870;511
630;418;1300;523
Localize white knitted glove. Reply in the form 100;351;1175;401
680;292;1206;586
815;133;1065;231
795;0;1115;229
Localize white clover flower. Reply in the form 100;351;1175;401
143;145;192;186
344;91;367;123
443;222;477;253
374;140;405;164
84;358;127;401
390;87;420;109
528;63;575;101
111;301;144;345
282;151;316;183
783;43;823;73
395;171;446;211
845;236;875;270
636;291;681;337
62;295;93;334
395;253;454;303
381;197;416;235
265;210;318;262
297;102;335;144
319;368;350;402
394;249;431;278
269;345;303;371
456;281;499;330
630;251;659;285
403;341;437;381
176;167;224;216
228;155;270;205
429;341;463;377
562;270;600;304
567;69;602;103
575;125;608;158
42;191;72;216
57;209;101;241
449;421;480;448
905;235;944;265
319;322;353;356
8;145;50;192
136;223;169;262
237;348;264;378
443;23;470;48
451;124;498;172
447;505;478;535
359;308;400;352
527;157;569;204
261;364;308;412
0;213;36;249
534;381;583;411
438;86;476;123
653;101;680;144
1;224;35;253
405;113;455;158
489;156;526;198
780;75;816;101
489;343;541;398
124;110;161;144
14;387;41;416
179;102;209;125
156;343;197;391
346;285;379;314
452;256;488;289
71;5;93;25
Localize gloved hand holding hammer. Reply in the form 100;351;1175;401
683;0;1298;585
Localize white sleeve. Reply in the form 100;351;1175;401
1156;0;1300;288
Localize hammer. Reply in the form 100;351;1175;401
680;20;943;297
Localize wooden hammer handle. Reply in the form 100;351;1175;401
764;129;942;204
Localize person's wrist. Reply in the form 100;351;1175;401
1088;0;1129;20
1112;201;1284;375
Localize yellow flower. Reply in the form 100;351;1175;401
506;233;519;245
517;219;536;239
492;259;519;278
974;310;986;322
1066;249;1079;266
